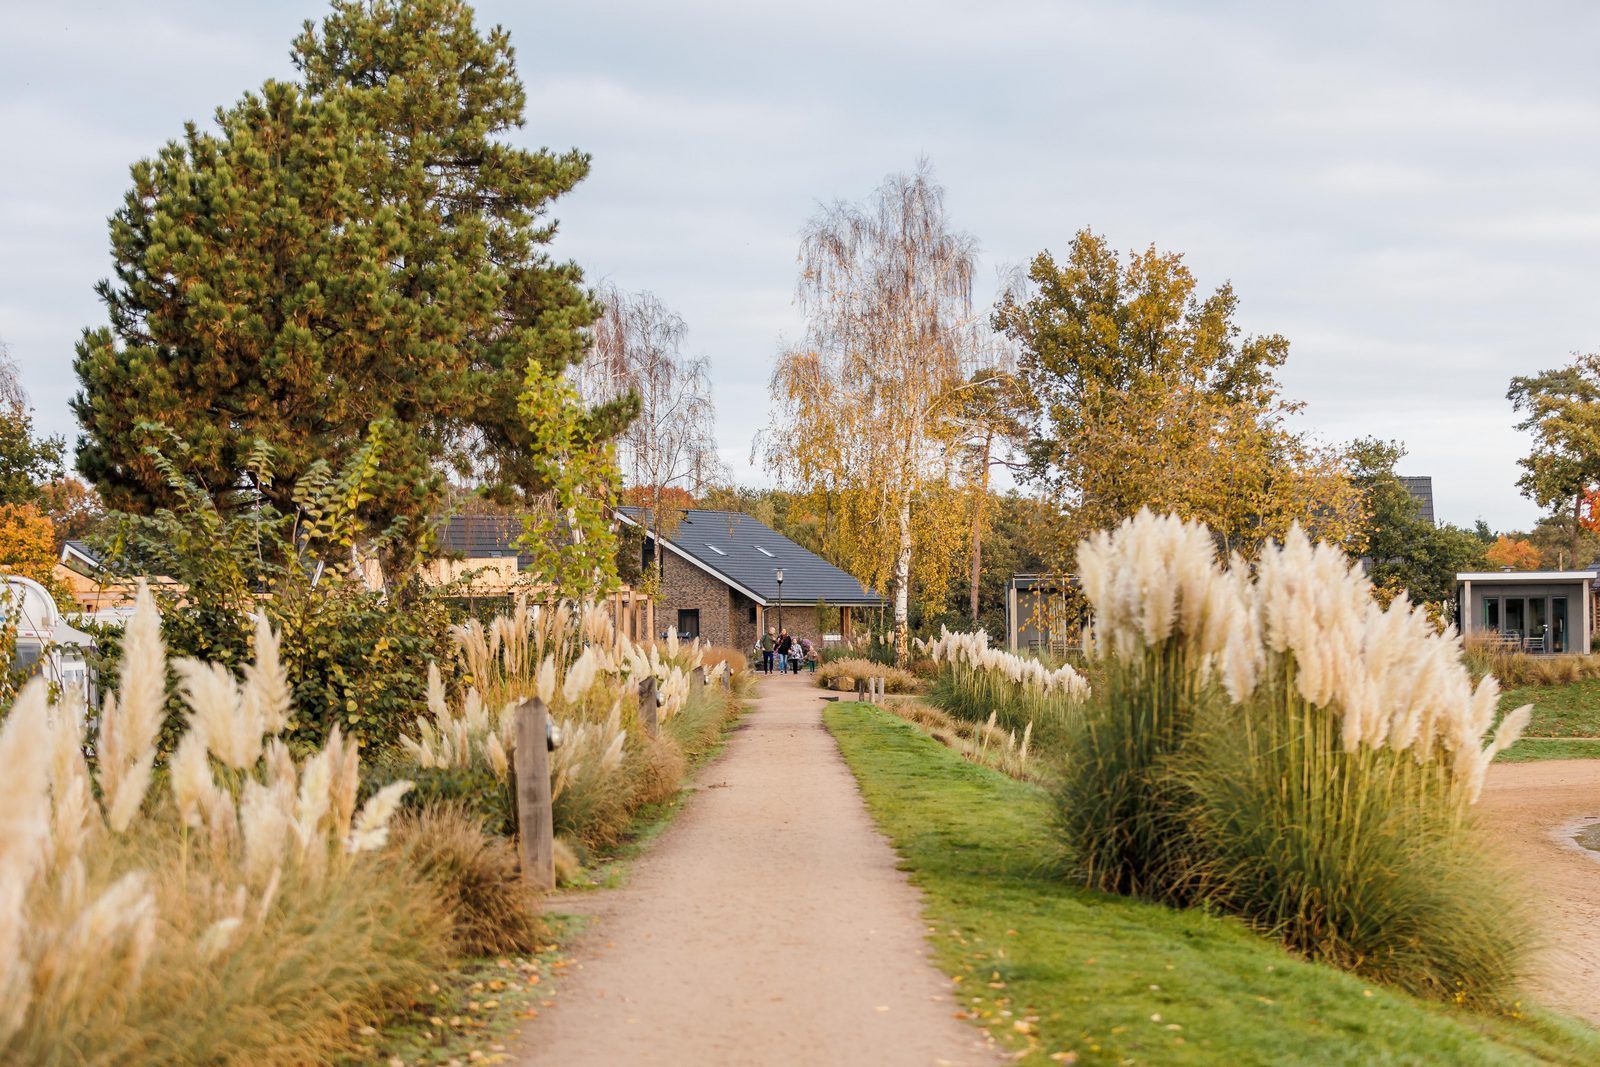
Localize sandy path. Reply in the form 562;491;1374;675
1478;760;1600;1023
513;672;1000;1066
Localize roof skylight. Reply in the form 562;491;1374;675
705;544;727;555
755;545;775;557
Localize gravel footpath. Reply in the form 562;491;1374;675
512;672;1001;1066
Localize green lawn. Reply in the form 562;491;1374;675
1504;678;1600;738
825;701;1600;1065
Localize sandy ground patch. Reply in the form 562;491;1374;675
512;672;1001;1066
1479;759;1600;1023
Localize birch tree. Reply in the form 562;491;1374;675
573;285;721;580
766;162;980;663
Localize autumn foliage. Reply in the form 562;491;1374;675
0;502;59;591
1483;535;1541;572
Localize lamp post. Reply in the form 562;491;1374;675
775;567;784;637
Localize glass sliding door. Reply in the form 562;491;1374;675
1504;597;1525;639
1529;597;1548;652
1483;597;1500;631
1553;597;1569;653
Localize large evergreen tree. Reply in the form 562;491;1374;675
73;0;630;580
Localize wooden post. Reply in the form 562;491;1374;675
855;677;867;702
639;675;659;737
691;665;706;700
513;697;555;892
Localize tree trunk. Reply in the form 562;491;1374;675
969;431;991;624
893;491;913;666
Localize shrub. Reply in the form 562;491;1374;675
365;762;515;837
96;433;459;756
1056;510;1532;1006
816;657;921;694
390;806;542;956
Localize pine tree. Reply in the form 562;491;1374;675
73;0;628;581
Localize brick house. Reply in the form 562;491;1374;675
618;508;882;652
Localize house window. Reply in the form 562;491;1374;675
677;609;700;639
749;604;758;624
1483;597;1499;631
1553;597;1569;653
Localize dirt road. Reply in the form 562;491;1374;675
1479;760;1600;1023
513;672;999;1066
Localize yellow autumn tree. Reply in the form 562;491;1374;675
0;502;62;594
1484;535;1541;572
995;230;1363;559
766;163;981;662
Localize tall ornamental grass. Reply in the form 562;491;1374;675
398;600;739;854
1061;510;1532;1006
1054;513;1246;900
0;584;448;1065
921;628;1088;747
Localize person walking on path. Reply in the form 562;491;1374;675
775;629;793;673
760;628;775;673
512;672;1000;1066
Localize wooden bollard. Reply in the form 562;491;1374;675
639;675;659;737
855;677;867;702
691;665;706;700
873;676;885;705
513;697;555;892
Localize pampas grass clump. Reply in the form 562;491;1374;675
1056;510;1531;1006
0;583;442;1065
400;599;741;855
921;628;1088;745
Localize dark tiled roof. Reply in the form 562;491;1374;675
618;508;882;607
1398;476;1434;525
435;515;534;568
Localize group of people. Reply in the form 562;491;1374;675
758;627;813;674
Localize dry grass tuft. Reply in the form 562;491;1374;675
1461;636;1600;688
816;657;922;694
391;806;542;957
881;698;1039;780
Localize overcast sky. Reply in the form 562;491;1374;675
5;0;1599;531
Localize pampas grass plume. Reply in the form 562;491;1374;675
99;583;165;832
347;781;413;854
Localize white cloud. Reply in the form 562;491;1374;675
4;0;1597;533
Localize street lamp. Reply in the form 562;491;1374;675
774;568;784;637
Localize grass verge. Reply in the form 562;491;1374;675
1503;678;1600;739
338;918;581;1066
825;700;1600;1065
